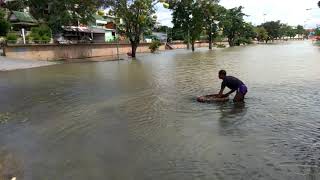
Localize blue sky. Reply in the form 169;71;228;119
155;0;320;29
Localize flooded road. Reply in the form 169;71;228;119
0;41;320;180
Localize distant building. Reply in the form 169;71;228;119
90;14;117;42
8;11;38;30
152;32;167;42
58;26;105;44
145;32;167;43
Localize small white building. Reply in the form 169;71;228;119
91;14;117;42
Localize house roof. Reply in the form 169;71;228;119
10;11;38;24
62;26;105;34
104;15;116;19
93;14;105;21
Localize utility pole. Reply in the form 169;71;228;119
21;28;26;44
187;14;192;50
187;28;190;49
116;19;120;61
166;28;168;43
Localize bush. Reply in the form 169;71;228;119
149;41;162;53
6;33;17;44
216;44;226;48
32;24;51;37
30;24;52;44
42;35;50;43
25;35;31;42
235;37;252;46
31;33;41;43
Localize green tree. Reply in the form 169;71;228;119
153;25;174;42
30;24;52;43
3;0;25;11
171;0;193;49
201;1;225;49
239;22;255;44
154;25;169;33
279;23;290;40
261;21;281;42
171;0;205;51
231;22;255;46
286;26;296;39
315;28;320;36
27;0;105;33
171;26;184;40
6;33;18;44
106;0;156;57
255;26;268;42
221;6;246;46
296;25;305;38
0;8;10;36
189;2;205;51
97;10;105;16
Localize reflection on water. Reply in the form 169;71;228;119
0;149;23;180
0;41;320;179
218;103;247;128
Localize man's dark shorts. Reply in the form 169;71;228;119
237;84;248;95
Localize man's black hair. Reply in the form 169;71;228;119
219;70;226;76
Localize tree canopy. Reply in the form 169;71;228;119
0;8;10;36
171;0;198;50
30;0;105;32
3;0;25;11
296;25;305;36
255;27;268;42
221;6;247;46
201;1;225;49
260;21;281;42
315;28;320;36
3;0;106;33
106;0;157;57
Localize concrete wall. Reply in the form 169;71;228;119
4;42;208;61
170;41;212;49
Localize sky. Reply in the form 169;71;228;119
155;0;320;29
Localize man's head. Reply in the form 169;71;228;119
218;70;226;79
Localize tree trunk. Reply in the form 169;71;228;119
228;38;234;47
208;31;212;50
131;43;138;58
191;42;195;52
187;29;190;50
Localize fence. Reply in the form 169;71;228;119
3;41;211;61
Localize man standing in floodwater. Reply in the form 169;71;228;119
218;70;248;102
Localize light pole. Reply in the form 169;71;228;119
187;14;193;50
306;8;319;11
305;8;318;30
263;13;267;23
116;18;123;61
304;19;311;29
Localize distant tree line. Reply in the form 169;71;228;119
0;0;313;57
159;0;309;51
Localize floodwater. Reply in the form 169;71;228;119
0;41;320;180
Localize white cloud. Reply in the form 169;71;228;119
156;0;320;28
155;3;173;27
220;0;320;28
